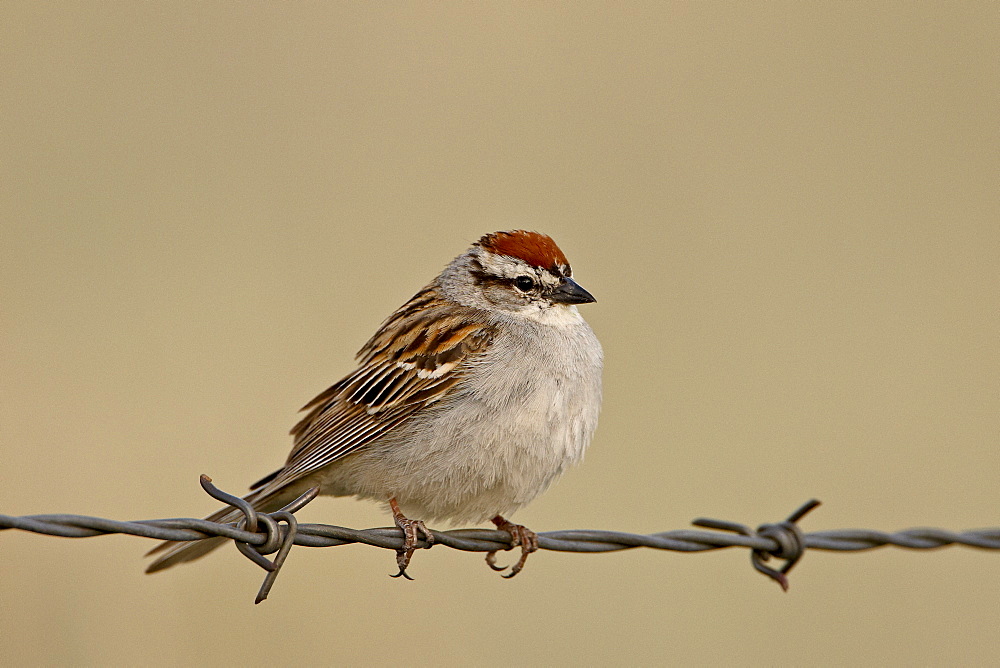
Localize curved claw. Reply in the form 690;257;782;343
502;549;533;579
390;567;415;581
488;516;539;579
485;550;508;572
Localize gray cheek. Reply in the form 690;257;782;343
481;284;506;306
483;284;524;309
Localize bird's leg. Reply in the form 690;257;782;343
485;515;538;578
388;497;434;580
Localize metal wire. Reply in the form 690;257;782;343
2;476;998;603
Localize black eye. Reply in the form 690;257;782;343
514;276;535;292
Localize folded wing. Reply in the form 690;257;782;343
251;286;493;495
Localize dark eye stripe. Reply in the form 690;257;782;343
469;270;509;289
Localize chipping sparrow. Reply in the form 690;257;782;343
146;230;603;578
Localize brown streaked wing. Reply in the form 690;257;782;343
253;289;493;494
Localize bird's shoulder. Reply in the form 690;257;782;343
292;286;496;435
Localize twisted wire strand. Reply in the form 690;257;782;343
6;515;998;552
2;477;998;602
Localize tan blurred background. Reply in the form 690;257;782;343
2;2;998;666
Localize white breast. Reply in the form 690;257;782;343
322;307;603;524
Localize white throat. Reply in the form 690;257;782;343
520;304;584;327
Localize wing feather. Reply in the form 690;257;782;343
250;286;492;494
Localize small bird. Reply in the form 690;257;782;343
146;230;603;578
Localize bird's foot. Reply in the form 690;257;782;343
389;498;434;580
485;516;538;579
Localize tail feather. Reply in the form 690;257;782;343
145;536;231;573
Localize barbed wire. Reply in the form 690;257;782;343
2;475;998;603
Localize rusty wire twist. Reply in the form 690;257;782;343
3;476;999;603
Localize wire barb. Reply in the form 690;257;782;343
2;480;999;603
693;499;820;591
198;475;320;603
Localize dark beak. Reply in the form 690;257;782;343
551;277;596;305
